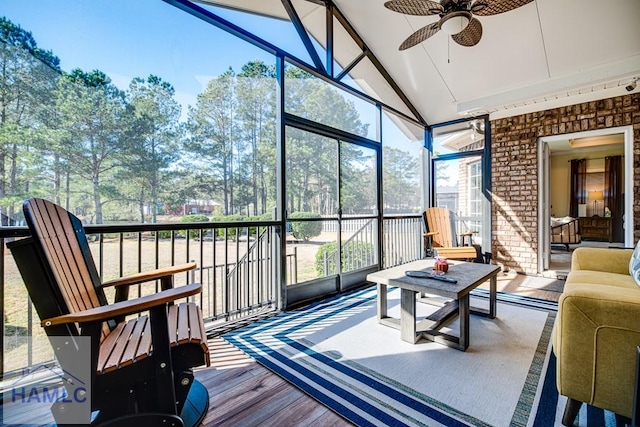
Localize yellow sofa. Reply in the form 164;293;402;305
553;247;640;424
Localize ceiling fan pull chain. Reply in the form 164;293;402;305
448;37;451;64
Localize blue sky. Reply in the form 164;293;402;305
1;0;307;111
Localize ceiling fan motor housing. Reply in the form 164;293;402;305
438;11;472;35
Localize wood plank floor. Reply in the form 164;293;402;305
1;337;352;427
4;279;557;426
197;338;352;427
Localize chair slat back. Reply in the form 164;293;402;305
425;207;457;248
24;198;110;337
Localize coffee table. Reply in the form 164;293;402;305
366;259;500;351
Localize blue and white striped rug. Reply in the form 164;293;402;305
223;286;625;426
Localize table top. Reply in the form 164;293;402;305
367;259;500;299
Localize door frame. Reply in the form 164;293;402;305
538;125;634;273
538;141;550;272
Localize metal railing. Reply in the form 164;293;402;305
383;215;424;267
0;215;422;375
0;220;281;375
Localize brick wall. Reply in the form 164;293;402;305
491;94;640;274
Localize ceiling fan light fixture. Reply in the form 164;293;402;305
439;11;471;35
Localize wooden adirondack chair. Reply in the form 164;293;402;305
8;198;210;426
423;207;480;261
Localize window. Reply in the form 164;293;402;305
468;160;482;235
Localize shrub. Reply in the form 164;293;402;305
179;214;210;239
315;241;339;276
154;230;172;240
246;212;273;236
210;214;244;240
289;212;322;241
315;240;375;276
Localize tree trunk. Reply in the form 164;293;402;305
93;172;102;224
222;155;229;215
54;153;61;205
9;143;18;222
0;150;6;225
65;168;70;211
139;187;145;223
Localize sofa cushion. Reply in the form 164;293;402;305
629;240;640;286
566;270;638;290
572;247;633;274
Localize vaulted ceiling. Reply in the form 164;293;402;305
198;0;640;126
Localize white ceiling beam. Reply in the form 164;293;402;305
456;54;640;116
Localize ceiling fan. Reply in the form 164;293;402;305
384;0;534;50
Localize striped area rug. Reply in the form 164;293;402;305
223;286;622;426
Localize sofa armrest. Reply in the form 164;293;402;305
554;283;640;417
571;247;633;274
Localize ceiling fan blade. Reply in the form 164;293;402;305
451;17;482;46
384;0;444;16
399;22;440;50
473;0;534;16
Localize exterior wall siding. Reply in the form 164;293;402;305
490;93;640;274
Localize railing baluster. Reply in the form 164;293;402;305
199;229;204;309
27;296;32;367
224;228;229;320
137;232;142;298
212;226;217;318
185;230;191;303
245;226;249;311
155;230;160;293
99;233;104;279
1;238;5;375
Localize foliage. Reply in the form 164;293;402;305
178;214;210;239
0;17;61;222
153;229;173;240
382;146;420;212
55;68;128;224
0;16;420;227
289;212;322;241
124;75;182;223
314;240;376;276
210;214;245;240
247;211;274;235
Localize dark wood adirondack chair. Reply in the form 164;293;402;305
8;198;210;426
423;207;481;261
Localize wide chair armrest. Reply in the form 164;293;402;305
101;262;197;289
41;282;202;326
571;247;633;274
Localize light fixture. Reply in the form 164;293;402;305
626;78;638;92
439;11;471;35
588;190;604;216
569;133;624;148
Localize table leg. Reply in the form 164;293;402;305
459;294;470;351
489;274;497;319
377;283;387;321
400;288;417;343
